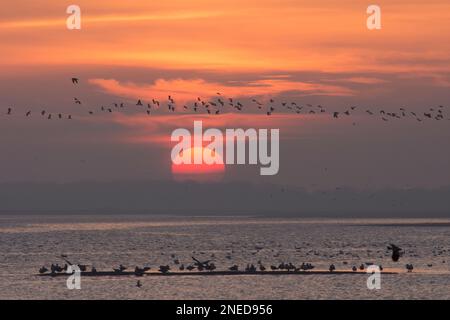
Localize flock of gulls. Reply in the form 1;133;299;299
3;77;449;123
37;243;427;288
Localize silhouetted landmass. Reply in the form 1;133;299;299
0;181;449;217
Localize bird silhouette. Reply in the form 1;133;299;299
159;265;170;274
229;265;239;271
406;264;414;273
387;244;403;262
39;266;48;274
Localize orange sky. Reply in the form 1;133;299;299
1;0;449;109
2;1;450;137
1;0;450;75
0;0;450;106
1;0;449;118
1;1;450;188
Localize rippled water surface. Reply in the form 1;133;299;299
0;215;449;300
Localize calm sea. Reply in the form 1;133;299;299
0;215;449;299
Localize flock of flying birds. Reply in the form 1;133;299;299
2;77;449;123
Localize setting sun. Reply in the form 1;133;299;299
171;146;225;181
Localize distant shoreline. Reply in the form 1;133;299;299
1;211;450;219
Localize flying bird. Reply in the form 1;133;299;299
387;244;403;262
